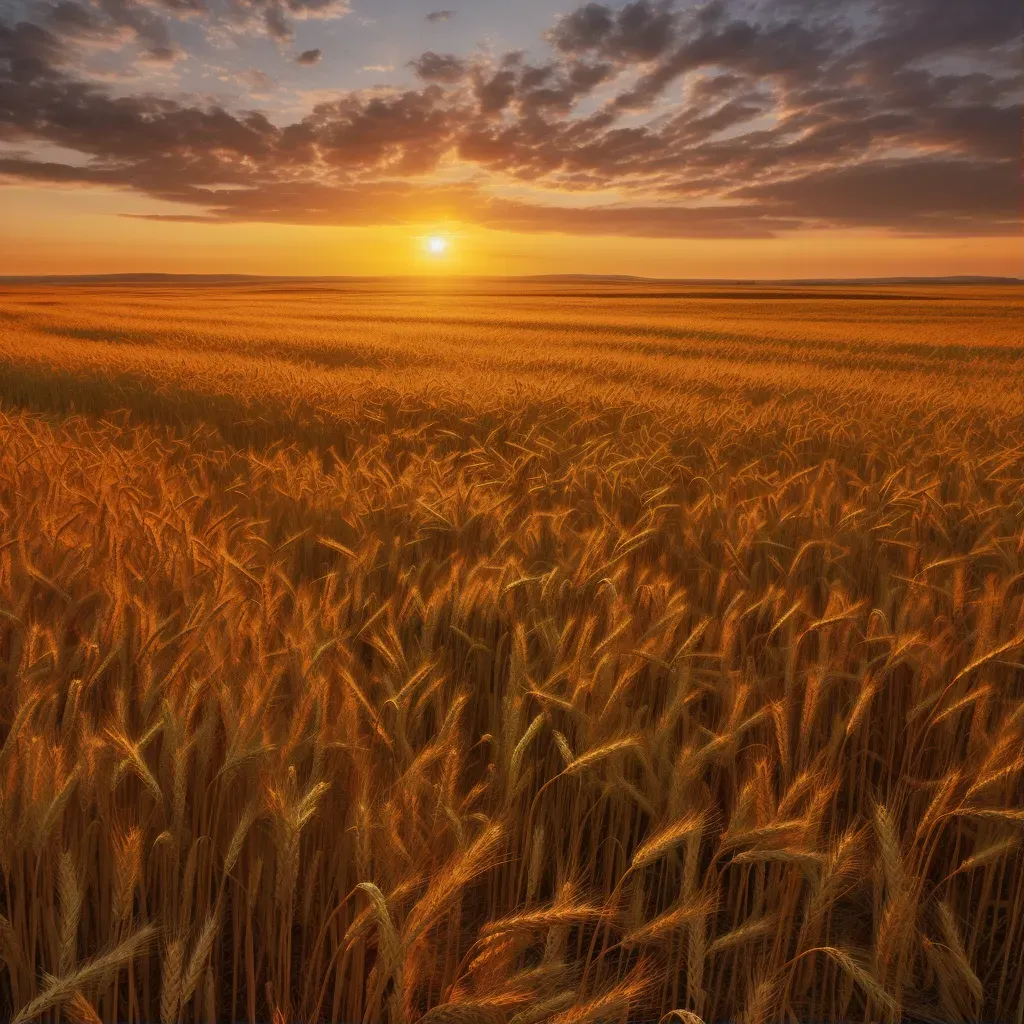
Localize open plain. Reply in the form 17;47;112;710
0;280;1022;1023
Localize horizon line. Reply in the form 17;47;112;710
1;273;1021;286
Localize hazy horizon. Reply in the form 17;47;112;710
2;272;1022;285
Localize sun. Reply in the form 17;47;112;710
426;235;448;255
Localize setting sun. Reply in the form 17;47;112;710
426;235;448;255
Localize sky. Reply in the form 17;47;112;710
0;0;1020;277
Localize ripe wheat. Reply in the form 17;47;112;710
0;279;1021;1022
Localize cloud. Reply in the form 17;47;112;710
1;0;1020;239
262;4;291;41
425;10;455;23
410;51;467;83
730;157;1020;233
45;2;133;47
0;20;65;72
75;0;178;50
229;0;351;44
38;0;344;52
851;0;1021;69
550;1;679;62
139;45;185;63
238;67;276;92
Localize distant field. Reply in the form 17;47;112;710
0;281;1022;1023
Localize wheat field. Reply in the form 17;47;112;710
0;279;1022;1024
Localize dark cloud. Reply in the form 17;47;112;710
550;4;614;53
149;0;207;12
472;55;521;115
91;0;176;49
29;0;346;52
478;196;798;237
262;4;291;40
462;51;615;118
47;2;120;42
613;15;834;110
550;1;678;62
139;45;184;63
731;158;1020;233
854;0;1021;68
0;21;64;77
222;0;350;44
1;0;1020;238
410;51;467;83
299;87;457;173
426;10;455;23
513;59;616;115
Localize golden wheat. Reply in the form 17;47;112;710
0;279;1021;1022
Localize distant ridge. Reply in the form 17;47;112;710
0;273;1020;285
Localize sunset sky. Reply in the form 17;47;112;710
1;0;1020;277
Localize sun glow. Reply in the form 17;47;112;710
426;235;448;255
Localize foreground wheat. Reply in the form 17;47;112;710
0;281;1022;1023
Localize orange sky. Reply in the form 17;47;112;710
2;185;1019;279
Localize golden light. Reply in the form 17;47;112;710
426;235;448;255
